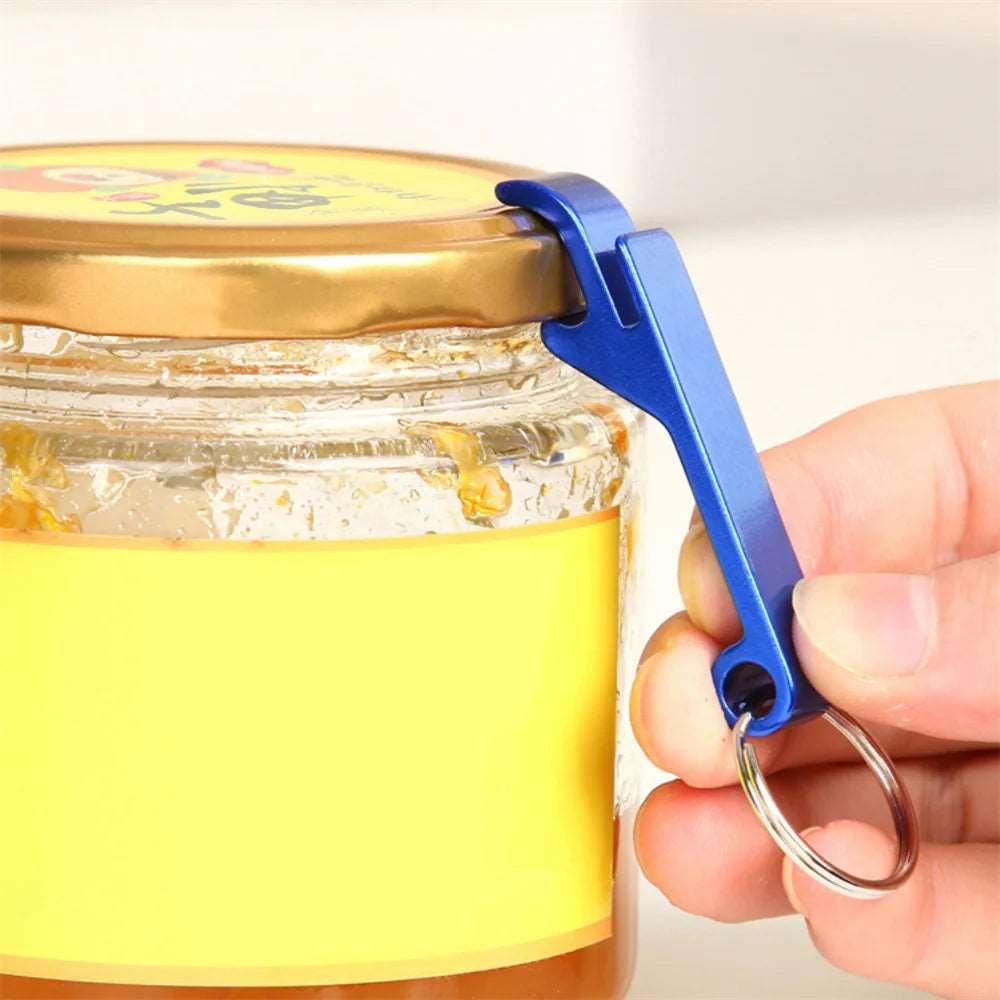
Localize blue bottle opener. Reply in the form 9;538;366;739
498;173;824;737
498;175;919;899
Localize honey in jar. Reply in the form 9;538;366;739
0;143;642;999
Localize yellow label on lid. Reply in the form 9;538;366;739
0;511;619;987
0;143;501;225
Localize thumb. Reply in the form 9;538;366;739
791;553;999;742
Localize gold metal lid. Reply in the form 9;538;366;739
0;142;580;340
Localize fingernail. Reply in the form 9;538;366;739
782;826;821;915
792;573;935;677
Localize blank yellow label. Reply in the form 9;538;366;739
0;511;620;987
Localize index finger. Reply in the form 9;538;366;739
679;381;1000;643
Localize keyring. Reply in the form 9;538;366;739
733;706;919;899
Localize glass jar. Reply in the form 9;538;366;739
0;144;643;1000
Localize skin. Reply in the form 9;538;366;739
631;381;1000;998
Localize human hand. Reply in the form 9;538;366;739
631;382;999;999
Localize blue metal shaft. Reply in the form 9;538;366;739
497;174;826;736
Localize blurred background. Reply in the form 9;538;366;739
3;2;997;997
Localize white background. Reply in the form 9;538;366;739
3;2;997;998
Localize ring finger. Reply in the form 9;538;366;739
634;750;998;923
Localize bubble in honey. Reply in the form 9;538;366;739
0;423;81;532
407;422;512;522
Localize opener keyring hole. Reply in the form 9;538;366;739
723;662;777;719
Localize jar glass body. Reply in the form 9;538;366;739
0;321;642;1000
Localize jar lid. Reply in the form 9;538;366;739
0;142;581;340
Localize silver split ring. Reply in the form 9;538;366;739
733;706;919;900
